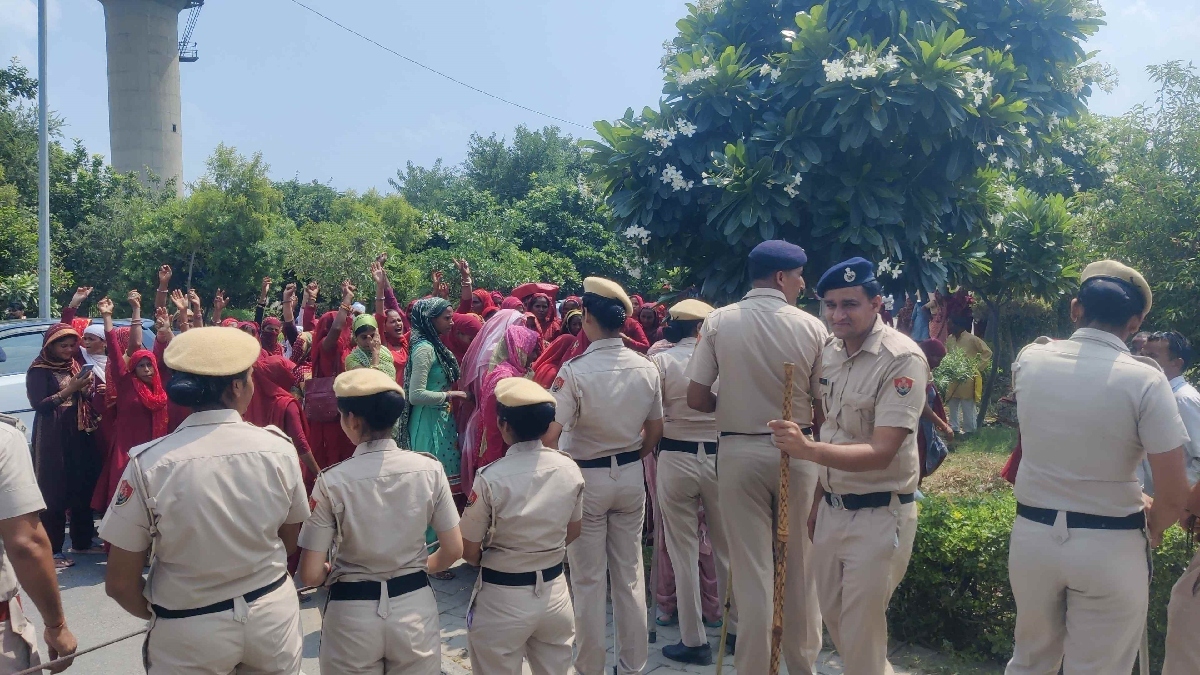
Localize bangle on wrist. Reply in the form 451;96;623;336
340;304;353;313
45;619;65;630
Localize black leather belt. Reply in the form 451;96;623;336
152;574;287;619
825;491;915;510
1017;503;1146;530
720;427;811;438
328;571;429;602
575;449;641;469
660;438;717;455
481;563;564;587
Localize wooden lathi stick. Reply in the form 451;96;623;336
769;362;795;675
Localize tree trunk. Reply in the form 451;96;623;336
185;250;196;291
976;299;1001;430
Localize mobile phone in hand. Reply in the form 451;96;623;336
78;364;94;378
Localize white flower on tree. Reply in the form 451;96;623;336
660;164;695;191
675;65;719;86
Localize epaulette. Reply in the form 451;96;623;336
1033;336;1053;346
554;449;574;461
413;451;439;462
1130;353;1166;373
261;424;294;444
129;433;173;459
1014;336;1054;366
317;459;348;476
0;414;27;436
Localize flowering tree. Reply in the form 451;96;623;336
586;0;1106;298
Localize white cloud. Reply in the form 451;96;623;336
0;0;65;66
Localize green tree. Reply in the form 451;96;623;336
587;0;1105;299
276;177;340;226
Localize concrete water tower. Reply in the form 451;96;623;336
98;0;203;196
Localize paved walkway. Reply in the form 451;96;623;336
30;554;994;674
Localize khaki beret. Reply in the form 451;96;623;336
669;299;715;321
1080;260;1152;318
495;377;556;408
583;277;633;315
164;327;261;376
334;368;405;398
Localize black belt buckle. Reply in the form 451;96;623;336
481;563;564;587
575;449;641;469
152;574;287;619
328;571;429;602
824;491;914;511
1016;503;1146;530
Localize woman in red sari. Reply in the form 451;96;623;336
462;325;541;490
308;281;357;467
531;329;591;388
638;304;664;344
245;353;320;486
527;293;560;342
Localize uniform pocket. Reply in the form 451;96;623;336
843;392;876;438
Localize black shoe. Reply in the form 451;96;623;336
725;633;736;655
662;641;713;666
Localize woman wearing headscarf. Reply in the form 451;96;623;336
399;298;468;496
308;280;358;468
108;292;170;467
451;259;499;320
531;329;590;389
459;309;531;462
462;325;541;491
917;339;954;481
245;353;320;487
345;314;396;380
560;309;583;338
500;296;525;311
370;260;411;377
26;322;101;567
638;304;664;345
560;296;582;317
442;313;483;367
259;317;285;357
528;293;560;342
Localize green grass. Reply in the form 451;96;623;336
922;426;1017;498
952;426;1018;455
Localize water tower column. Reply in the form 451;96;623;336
98;0;191;195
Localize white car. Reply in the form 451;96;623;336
0;318;155;441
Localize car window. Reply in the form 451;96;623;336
0;333;45;376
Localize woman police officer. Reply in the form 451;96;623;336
101;326;311;674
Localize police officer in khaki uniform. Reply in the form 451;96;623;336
101;327;311;674
461;377;585;675
770;257;928;675
546;276;664;675
298;368;462;675
1002;261;1189;674
685;240;827;674
0;415;77;674
651;299;733;666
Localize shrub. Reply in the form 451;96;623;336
932;346;981;400
891;493;1195;671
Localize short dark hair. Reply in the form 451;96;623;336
166;369;250;408
337;390;407;431
1148;331;1193;371
7;300;24;310
1077;277;1145;327
662;319;701;344
582;293;627;331
749;261;793;282
496;402;556;442
861;280;883;299
950;314;972;330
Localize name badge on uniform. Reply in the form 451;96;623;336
894;377;914;397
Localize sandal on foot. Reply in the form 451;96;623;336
53;554;75;570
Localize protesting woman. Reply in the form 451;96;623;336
462;325;541;490
399;299;467;486
308;281;358;468
26;322;101;567
345;314;396;380
108;291;170;474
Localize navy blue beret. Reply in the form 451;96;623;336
747;240;808;275
816;257;876;296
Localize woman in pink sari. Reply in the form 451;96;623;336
458;309;530;465
462;325;541;490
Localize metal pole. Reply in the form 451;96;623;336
37;0;51;319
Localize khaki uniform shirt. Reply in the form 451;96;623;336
298;439;458;583
652;338;718;443
552;338;663;461
945;331;992;400
459;440;585;573
819;317;928;495
1013;329;1188;517
98;410;310;610
686;288;828;433
0;417;44;603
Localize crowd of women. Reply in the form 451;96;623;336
24;258;679;576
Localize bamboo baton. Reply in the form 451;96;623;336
769;362;795;675
12;627;149;675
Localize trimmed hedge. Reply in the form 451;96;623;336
890;493;1196;671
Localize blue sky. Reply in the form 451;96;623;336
2;0;1198;192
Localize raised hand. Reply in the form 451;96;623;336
96;297;114;316
212;290;227;311
69;286;94;308
154;306;170;329
305;282;319;305
454;259;472;283
283;283;296;304
187;289;201;308
169;289;187;311
375;252;389;266
259;277;272;304
157;264;173;288
370;261;386;286
340;279;356;304
127;290;142;310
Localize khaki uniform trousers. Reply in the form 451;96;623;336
1005;515;1150;675
320;585;440;675
716;435;821;674
1164;550;1200;675
566;460;646;675
0;599;39;675
468;574;574;675
657;448;736;647
813;498;917;675
145;577;302;675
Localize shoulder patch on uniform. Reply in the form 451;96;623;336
308;496;317;512
550;377;565;392
894;377;914;397
114;480;134;507
466;489;478;506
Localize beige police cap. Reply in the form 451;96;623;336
495;377;556;408
669;298;715;321
583;276;633;315
333;368;405;398
1081;260;1152;318
164;327;261;376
